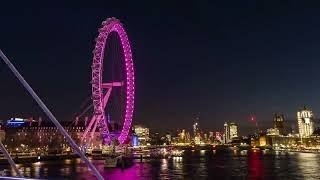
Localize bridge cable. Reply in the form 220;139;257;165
0;49;104;180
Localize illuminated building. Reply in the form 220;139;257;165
204;133;208;142
165;133;171;144
229;123;238;139
132;135;138;147
194;136;201;144
193;121;199;138
223;122;238;143
259;135;267;146
209;131;214;139
133;125;150;146
179;129;186;142
4;120;86;152
6;118;30;127
267;128;280;136
273;113;285;135
223;122;229;143
215;131;222;142
185;132;191;143
177;130;191;144
297;106;315;138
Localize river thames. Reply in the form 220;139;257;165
0;150;319;179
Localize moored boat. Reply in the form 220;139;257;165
105;155;121;168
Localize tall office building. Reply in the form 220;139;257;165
192;113;201;139
297;106;315;138
223;122;229;144
229;123;238;139
193;122;199;138
273;113;285;135
223;122;238;144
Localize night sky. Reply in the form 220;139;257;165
2;1;320;134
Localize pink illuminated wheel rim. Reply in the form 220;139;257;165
92;17;134;144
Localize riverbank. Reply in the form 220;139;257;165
0;153;79;165
2;146;320;165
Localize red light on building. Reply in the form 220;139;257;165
250;115;256;122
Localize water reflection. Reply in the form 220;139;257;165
60;167;71;176
172;156;182;162
296;153;319;179
32;162;40;178
161;159;167;171
160;159;168;179
240;150;248;156
0;151;319;179
248;151;264;178
64;159;71;165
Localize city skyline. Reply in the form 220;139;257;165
2;2;320;179
3;2;320;131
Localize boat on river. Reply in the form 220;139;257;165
104;145;133;168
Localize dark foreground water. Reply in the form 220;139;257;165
0;150;320;179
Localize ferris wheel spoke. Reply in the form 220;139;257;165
102;87;113;109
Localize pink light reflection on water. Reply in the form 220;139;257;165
102;163;152;180
73;161;153;180
247;151;264;179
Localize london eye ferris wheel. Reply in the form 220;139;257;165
82;17;135;146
